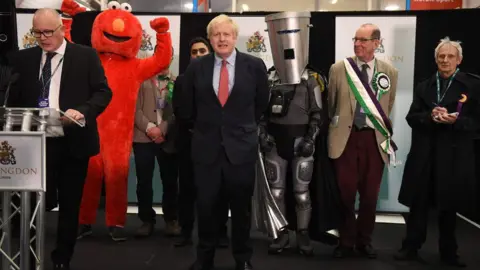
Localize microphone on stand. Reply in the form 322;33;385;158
3;72;19;108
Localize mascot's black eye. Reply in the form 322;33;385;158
121;3;133;12
107;1;121;10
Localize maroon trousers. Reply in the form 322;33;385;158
333;128;384;248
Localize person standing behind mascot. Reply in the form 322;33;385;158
60;0;173;241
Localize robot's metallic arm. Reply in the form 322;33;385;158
295;73;325;157
259;114;275;152
306;72;326;141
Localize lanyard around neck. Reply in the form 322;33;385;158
40;55;65;97
436;68;459;104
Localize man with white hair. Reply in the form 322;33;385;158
395;37;480;268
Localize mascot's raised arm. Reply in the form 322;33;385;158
60;0;174;241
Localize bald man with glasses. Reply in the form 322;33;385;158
4;8;111;270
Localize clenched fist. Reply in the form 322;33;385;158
150;17;170;33
61;0;86;17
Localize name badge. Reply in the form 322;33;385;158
38;98;49;108
156;97;166;109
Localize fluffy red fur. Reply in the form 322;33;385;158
61;0;172;227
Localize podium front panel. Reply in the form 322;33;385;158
0;131;46;191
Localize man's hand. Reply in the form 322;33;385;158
434;112;458;124
153;136;165;144
60;109;84;125
147;126;163;141
431;106;447;120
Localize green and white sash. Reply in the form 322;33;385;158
344;57;397;166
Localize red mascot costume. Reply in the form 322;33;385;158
61;0;173;240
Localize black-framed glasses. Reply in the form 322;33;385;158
31;25;61;38
352;37;377;43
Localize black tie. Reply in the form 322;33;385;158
41;52;57;97
360;64;369;84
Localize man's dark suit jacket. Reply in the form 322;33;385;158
172;74;190;153
4;42;112;158
178;51;269;165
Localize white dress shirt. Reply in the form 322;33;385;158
356;57;375;87
213;50;236;95
39;39;67;137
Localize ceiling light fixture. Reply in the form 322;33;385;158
385;4;400;10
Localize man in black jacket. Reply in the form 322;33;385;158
4;8;111;270
395;37;480;268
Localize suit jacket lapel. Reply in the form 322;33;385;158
438;74;462;106
33;47;43;98
375;60;388;102
348;56;357;112
59;42;73;96
419;74;462;107
228;51;243;103
203;54;220;105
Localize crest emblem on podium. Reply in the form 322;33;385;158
246;31;267;53
140;29;154;52
0;141;16;165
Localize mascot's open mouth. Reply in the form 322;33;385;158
103;32;131;43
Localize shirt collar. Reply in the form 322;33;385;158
356;57;375;70
214;49;236;66
43;39;67;57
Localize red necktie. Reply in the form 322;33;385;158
218;60;229;106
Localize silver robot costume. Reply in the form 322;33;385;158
259;11;324;256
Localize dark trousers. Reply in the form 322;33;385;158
402;201;457;257
132;142;178;223
194;149;254;266
333;129;384;248
177;139;229;237
46;137;90;264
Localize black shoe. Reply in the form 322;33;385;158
296;230;314;256
333;245;354;258
76;224;92;240
174;234;193;247
356;244;377;259
217;234;229;248
189;261;213;270
109;226;127;242
268;231;290;254
235;261;253;270
135;222;154;237
53;263;70;270
441;255;467;268
394;248;418;261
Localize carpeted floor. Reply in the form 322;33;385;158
40;212;480;270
